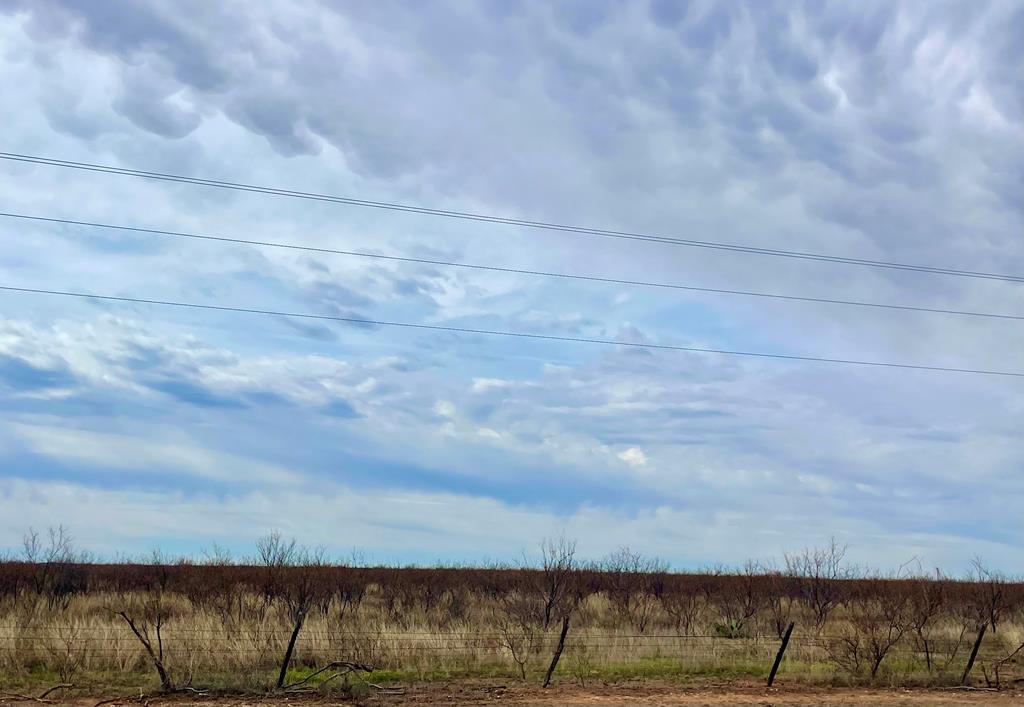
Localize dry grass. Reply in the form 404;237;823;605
1;585;1020;692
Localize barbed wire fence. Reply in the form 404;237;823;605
2;623;1019;688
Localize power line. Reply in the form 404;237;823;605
2;151;1022;284
2;284;1021;378
5;212;1023;323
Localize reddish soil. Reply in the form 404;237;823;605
5;680;1023;707
382;680;1023;705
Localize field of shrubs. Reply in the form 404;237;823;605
1;530;1022;696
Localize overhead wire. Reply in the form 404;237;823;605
4;211;1023;322
2;284;1022;378
2;151;1022;283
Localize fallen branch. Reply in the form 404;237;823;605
91;686;205;707
93;697;144;707
349;669;404;695
37;685;74;700
360;681;405;695
282;661;404;696
282;660;373;690
0;693;54;705
0;684;76;704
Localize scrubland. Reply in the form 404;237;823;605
1;532;1021;698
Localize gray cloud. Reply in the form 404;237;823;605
111;67;201;139
0;0;1021;567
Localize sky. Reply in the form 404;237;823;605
0;0;1022;573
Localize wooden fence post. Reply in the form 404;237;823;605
767;622;795;687
542;615;571;688
960;624;987;686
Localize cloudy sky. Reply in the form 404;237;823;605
0;0;1021;572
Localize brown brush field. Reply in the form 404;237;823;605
1;540;1022;703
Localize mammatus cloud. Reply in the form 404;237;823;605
0;1;1021;570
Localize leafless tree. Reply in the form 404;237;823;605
332;567;367;626
602;547;667;633
968;558;1008;633
906;570;949;671
200;542;234;566
493;586;543;680
659;578;705;635
827;580;908;679
46;620;86;684
495;537;581;686
711;561;764;637
538;537;582;688
21;526;85;613
111;551;176;691
764;565;795;639
538;536;577;631
785;538;854;632
256;532;330;689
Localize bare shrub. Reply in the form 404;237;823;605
332;566;367;625
567;636;593;686
539;537;584;688
785;538;855;632
601;547;667;633
906;570;951;671
493;584;543;679
3;534;1023;691
45;620;86;683
764;566;795;639
659;575;705;635
21;526;87;616
256;532;332;689
709;561;764;638
110;552;177;691
538;536;578;631
494;537;582;686
828;579;908;679
967;558;1009;633
981;639;1024;689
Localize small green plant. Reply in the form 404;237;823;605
568;637;593;686
714;619;745;639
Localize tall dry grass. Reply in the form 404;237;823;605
1;577;1021;690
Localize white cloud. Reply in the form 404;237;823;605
0;476;1016;573
12;423;300;485
617;447;648;468
0;0;1021;569
471;378;512;393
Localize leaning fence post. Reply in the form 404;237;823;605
767;622;795;687
542;614;571;688
960;624;987;686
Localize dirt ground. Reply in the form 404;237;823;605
371;680;1024;706
4;680;1023;707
